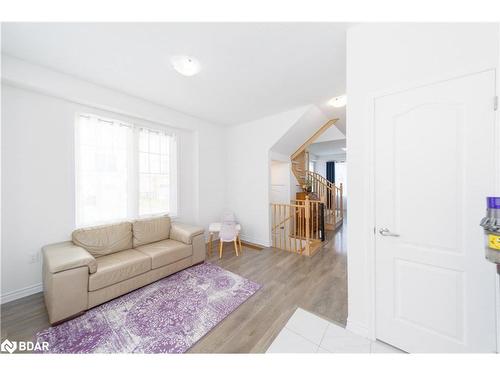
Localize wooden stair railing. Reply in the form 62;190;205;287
289;120;343;228
270;118;344;257
270;196;322;256
306;171;343;227
290;119;338;189
291;150;308;187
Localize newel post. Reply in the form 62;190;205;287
332;182;336;213
304;196;310;255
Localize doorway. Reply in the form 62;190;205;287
374;70;497;352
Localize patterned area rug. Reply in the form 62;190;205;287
36;262;261;353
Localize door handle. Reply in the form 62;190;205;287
378;228;400;237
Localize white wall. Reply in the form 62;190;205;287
316;160;326;179
346;23;500;338
270;160;290;204
272;105;329;156
270;149;301;203
1;56;226;302
0;39;3;307
310;157;347;209
496;25;500;353
225;106;309;246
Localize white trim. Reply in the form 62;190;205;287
204;233;269;248
267;152;273;248
367;91;377;342
365;68;499;348
346;318;370;339
240;234;270;248
495;28;500;354
1;283;43;305
367;67;497;102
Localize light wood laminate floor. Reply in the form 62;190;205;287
1;223;347;353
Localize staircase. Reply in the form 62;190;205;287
306;170;343;230
270;197;323;256
290;119;338;188
270;118;344;256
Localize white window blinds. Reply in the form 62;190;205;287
75;114;177;227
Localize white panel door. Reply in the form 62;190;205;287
375;71;497;353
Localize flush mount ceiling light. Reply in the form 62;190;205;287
170;55;201;77
329;94;347;108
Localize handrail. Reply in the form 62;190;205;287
307;171;342;192
291;119;339;160
305;170;344;226
270;197;323;256
291;199;322;204
272;211;296;230
289;119;339;190
281;119;344;250
307;170;335;189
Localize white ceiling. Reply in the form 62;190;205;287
1;23;348;126
309;139;346;158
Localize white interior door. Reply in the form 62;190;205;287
374;70;497;353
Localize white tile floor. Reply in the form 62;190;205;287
266;308;404;353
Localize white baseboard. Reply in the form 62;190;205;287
240;234;269;248
205;234;269;247
346;318;370;339
1;283;43;305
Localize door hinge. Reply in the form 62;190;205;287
495;96;498;111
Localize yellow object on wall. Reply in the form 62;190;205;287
487;234;500;250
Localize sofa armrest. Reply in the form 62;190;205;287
170;222;204;245
191;233;206;264
42;241;97;274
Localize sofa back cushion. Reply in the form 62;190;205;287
72;222;133;258
132;215;171;247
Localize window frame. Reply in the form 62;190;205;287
75;112;179;227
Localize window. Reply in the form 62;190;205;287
334;161;347;197
76;114;177;226
138;128;171;216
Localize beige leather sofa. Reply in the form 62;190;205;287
42;215;205;324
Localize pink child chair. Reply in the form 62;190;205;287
218;221;240;259
218;211;241;259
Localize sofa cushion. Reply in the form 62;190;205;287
72;222;133;258
132;216;171;247
170;222;205;244
89;249;151;291
135;239;192;269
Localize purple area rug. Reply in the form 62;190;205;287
36;262;261;353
